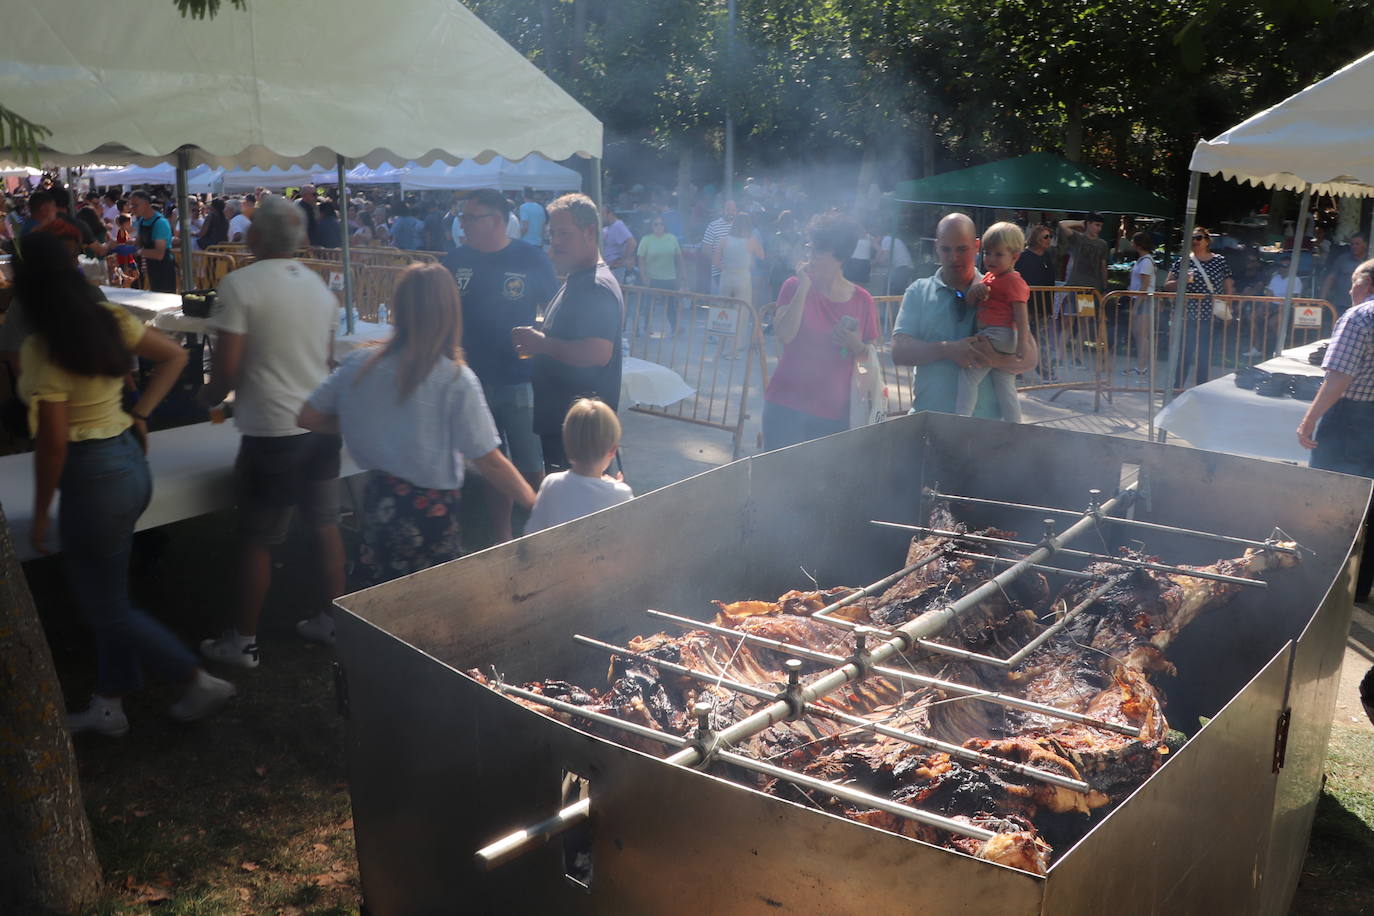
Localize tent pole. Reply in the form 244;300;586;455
1159;170;1200;429
337;155;355;335
176;149;193;292
1274;185;1311;356
588;157;603;208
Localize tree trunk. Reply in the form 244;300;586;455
916;114;935;178
1268;188;1292;238
676;146;694;215
855;141;878;218
570;0;589;82
0;505;102;914
539;0;559;75
1064;102;1083;162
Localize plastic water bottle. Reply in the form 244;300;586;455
378;304;388;325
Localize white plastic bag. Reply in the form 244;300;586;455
849;348;888;428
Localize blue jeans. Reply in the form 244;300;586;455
762;401;848;452
60;430;199;695
1311;398;1374;599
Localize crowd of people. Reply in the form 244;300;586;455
9;158;1374;735
4;190;635;734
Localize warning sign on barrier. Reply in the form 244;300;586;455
708;305;740;335
1292;304;1322;329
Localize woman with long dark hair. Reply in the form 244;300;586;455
300;262;536;598
17;232;235;735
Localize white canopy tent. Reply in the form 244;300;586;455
401;156;583;193
221;165;327;192
309;163;410;188
0;0;602;328
1159;50;1374;430
0;162;43;179
90;164;223;194
303;157;584;193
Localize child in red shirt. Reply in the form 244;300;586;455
955;221;1030;421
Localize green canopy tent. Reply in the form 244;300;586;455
893;152;1172;217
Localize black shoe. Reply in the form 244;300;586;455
1361;665;1374;706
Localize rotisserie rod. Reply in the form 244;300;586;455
869;521;1271;588
572;633;1094;792
924;487;1301;555
476;486;1137;869
643;607;1143;736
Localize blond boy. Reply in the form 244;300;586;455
525;398;633;534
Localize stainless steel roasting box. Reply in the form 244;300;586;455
334;413;1369;916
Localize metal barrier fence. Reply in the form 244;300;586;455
870;287;1109;414
872;285;1336;418
620;284;767;459
1097;291;1336;394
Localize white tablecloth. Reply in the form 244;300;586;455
153;310;390;362
101;286;184;323
621;356;694;409
1154;340;1326;465
1;422;359;563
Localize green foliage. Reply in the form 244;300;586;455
0;105;51;167
463;0;1374;199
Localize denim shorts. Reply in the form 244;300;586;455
234;432;342;545
482;382;544;474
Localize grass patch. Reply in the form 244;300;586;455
1292;725;1374;914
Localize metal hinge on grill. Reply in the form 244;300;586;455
1272;707;1291;772
333;661;351;720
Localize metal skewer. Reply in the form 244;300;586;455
477;486;1137;868
924;488;1299;555
644;608;1142;737
947;550;1102;580
481;682;996;849
869;522;1269;589
807;550;949;630
571;634;1093;793
911;576;1122;669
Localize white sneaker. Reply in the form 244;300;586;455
66;695;129;738
295;611;336;647
200;631;260;669
169;670;236;723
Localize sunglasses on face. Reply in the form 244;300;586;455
1193;235;1208;241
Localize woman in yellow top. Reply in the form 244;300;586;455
16;232;236;736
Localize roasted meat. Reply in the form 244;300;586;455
475;507;1298;876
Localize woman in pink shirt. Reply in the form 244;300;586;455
763;212;879;450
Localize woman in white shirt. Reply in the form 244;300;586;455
300;263;536;592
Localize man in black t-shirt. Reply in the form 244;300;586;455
445;189;558;540
512;193;624;473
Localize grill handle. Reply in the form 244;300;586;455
473;797;590;871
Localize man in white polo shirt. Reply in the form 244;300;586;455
197;195;344;667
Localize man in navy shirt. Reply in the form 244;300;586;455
512;193;624;473
446;188;557;541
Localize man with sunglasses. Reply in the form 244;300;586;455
891;213;1039;417
445;189;557;542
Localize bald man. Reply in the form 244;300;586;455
891;213;1038;418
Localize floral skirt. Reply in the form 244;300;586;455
356;470;463;587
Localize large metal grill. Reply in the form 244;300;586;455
334;413;1368;915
